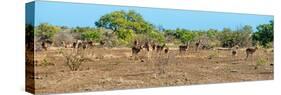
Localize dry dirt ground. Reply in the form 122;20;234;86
31;47;273;94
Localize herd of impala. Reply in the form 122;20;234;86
40;39;259;60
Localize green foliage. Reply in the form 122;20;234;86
26;24;34;37
116;28;135;43
26;24;35;49
236;25;253;47
175;28;196;44
32;10;272;48
253;20;274;47
148;31;165;43
95;10;153;33
35;23;61;41
95;10;155;43
206;29;219;39
219;26;253;47
81;29;102;41
73;27;94;33
265;42;273;48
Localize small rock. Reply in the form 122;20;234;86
35;76;43;80
254;66;258;69
230;70;238;73
184;78;189;82
84;88;91;91
152;74;157;79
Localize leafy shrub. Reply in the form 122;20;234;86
81;30;102;41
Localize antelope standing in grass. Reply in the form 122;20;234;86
164;47;169;54
41;41;47;51
142;41;153;60
143;42;151;52
156;44;166;52
131;40;143;60
195;40;201;51
132;45;142;56
86;41;94;48
179;42;190;54
74;40;88;49
41;40;52;51
232;45;239;56
245;46;258;60
61;41;72;48
100;40;105;47
151;42;156;51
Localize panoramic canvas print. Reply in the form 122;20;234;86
26;1;274;94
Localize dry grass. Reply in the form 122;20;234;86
32;47;273;94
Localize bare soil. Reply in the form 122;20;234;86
31;47;273;94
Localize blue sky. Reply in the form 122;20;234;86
26;1;273;31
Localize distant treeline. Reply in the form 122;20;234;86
26;10;274;48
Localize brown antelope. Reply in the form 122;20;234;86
72;42;77;48
151;42;156;51
156;44;166;52
142;41;154;60
179;42;189;54
195;40;201;51
100;40;105;46
41;41;47;51
143;41;150;52
61;41;72;48
41;40;52;51
131;40;143;59
132;45;142;55
245;47;258;59
232;45;239;56
82;41;88;49
232;50;237;56
73;40;88;49
87;41;94;48
164;47;169;54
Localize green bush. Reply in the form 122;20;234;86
81;30;102;41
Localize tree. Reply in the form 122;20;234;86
35;23;61;41
73;27;94;33
206;29;219;39
116;28;135;44
26;24;34;40
148;31;165;43
26;24;35;50
219;28;236;47
253;20;274;47
164;29;177;43
175;28;196;44
236;25;253;47
95;10;155;43
81;29;102;41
